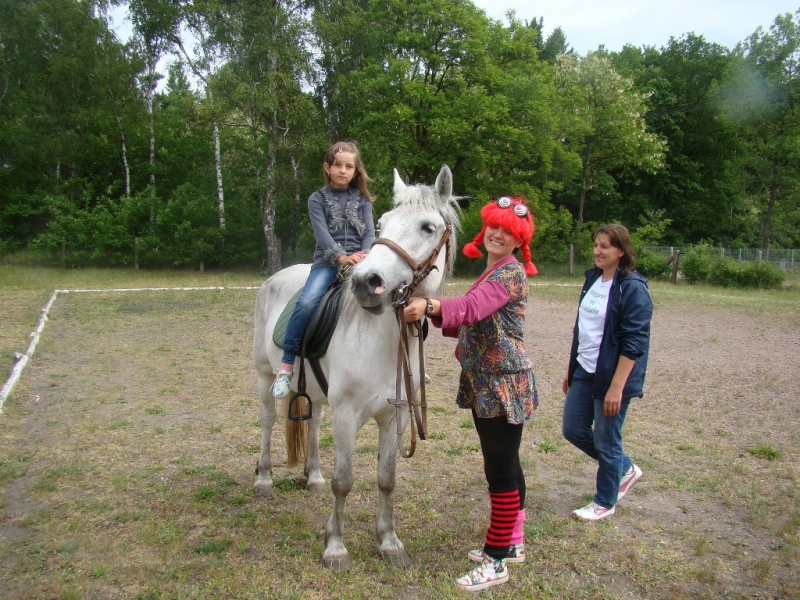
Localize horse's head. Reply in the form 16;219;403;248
351;165;460;315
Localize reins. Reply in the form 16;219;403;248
372;228;451;458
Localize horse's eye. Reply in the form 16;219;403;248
421;222;436;234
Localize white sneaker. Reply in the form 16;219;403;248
272;370;292;398
617;464;643;502
456;557;508;592
468;544;525;564
572;501;615;521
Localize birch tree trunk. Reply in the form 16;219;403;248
213;120;225;231
115;112;131;199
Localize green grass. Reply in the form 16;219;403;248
746;445;782;461
0;266;798;599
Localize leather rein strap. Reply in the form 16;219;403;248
373;229;451;458
372;228;450;301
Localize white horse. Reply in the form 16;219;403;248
253;165;460;569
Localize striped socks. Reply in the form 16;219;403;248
484;490;520;555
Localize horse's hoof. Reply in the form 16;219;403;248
254;481;274;497
306;479;326;493
321;555;351;571
382;550;412;569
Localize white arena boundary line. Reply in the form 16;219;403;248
0;286;261;415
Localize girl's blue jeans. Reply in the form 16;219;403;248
281;265;338;365
562;363;633;508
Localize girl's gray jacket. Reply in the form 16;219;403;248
567;268;654;400
309;186;375;268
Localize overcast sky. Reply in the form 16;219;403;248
470;0;798;54
107;2;799;62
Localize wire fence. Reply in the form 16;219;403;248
643;246;799;273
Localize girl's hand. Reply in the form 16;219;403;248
338;252;368;266
562;377;569;395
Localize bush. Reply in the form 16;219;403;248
707;258;746;287
682;243;786;289
636;250;671;280
680;243;715;284
745;260;787;289
711;259;785;289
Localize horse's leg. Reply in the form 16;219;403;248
304;404;325;492
322;408;357;570
375;410;411;568
254;373;276;497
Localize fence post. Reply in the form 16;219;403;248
757;250;762;263
569;244;575;275
134;237;139;270
670;250;680;284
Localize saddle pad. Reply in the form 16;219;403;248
272;282;343;360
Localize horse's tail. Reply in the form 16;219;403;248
285;400;308;467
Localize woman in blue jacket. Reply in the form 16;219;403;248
562;223;653;521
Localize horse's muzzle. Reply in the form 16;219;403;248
350;270;391;314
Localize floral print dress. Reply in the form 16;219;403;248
454;259;538;424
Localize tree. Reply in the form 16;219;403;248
726;11;800;254
208;0;319;274
0;0;134;251
613;35;742;245
128;0;180;190
172;1;228;231
318;0;562;199
554;52;667;235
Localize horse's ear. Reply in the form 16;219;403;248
435;165;453;200
393;169;406;194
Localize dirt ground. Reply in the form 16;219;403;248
425;287;800;598
0;284;798;599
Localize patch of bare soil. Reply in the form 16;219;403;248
425;292;800;598
0;287;798;599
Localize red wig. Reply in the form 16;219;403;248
462;197;537;275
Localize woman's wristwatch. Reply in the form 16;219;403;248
425;298;434;315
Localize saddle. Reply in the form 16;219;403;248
272;269;348;414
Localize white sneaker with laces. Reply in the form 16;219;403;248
456;557;508;592
272;370;292;398
617;463;643;502
572;501;615;521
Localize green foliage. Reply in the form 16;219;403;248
746;445;781;461
31;194;135;268
2;1;800;270
680;243;716;284
630;209;672;249
708;258;786;289
681;243;786;288
636;251;671;280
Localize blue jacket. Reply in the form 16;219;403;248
567;268;653;400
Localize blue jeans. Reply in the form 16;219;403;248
281;265;338;365
562;363;632;508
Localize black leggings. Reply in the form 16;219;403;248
472;411;526;508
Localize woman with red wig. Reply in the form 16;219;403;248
404;196;538;592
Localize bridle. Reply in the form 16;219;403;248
371;227;451;458
372;228;451;309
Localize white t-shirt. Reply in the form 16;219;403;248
577;277;613;374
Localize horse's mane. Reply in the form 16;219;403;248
392;184;462;274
